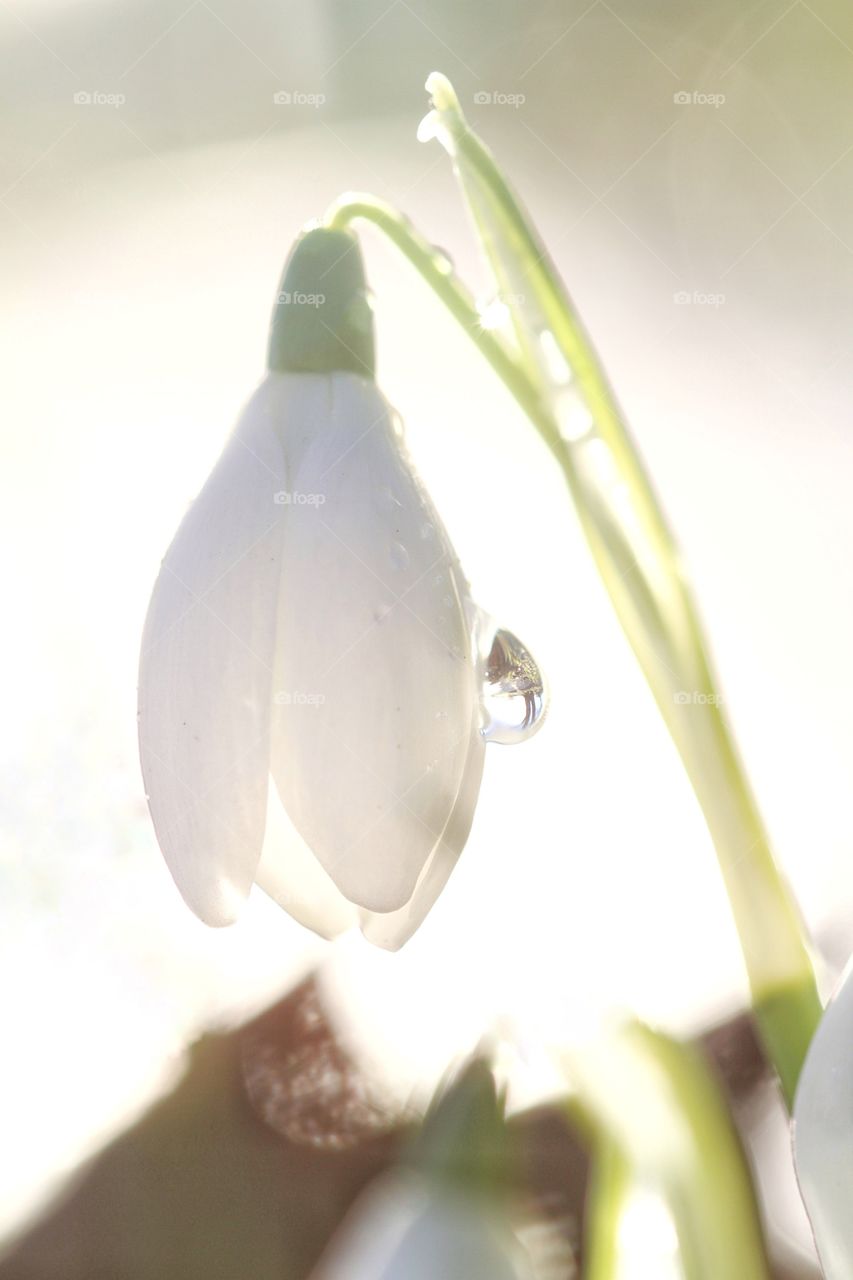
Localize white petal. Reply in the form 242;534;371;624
312;1175;529;1280
255;695;484;951
253;785;359;940
138;376;292;925
268;373;486;915
794;963;853;1276
359;696;484;949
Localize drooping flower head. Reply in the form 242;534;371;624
139;227;545;949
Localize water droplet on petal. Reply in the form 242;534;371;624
390;411;405;441
430;247;455;275
479;626;548;744
420;521;435;541
378;483;403;512
374;602;393;623
390;539;410;571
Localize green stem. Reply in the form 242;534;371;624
568;1024;771;1280
584;1139;632;1280
325;123;822;1100
324;193;559;452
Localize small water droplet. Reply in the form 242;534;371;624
420;521;435;541
580;436;620;488
554;387;594;444
374;602;393;623
480;627;548;744
538;330;573;385
390;540;410;571
431;247;454;275
390;411;405;441
378;484;403;512
477;296;511;331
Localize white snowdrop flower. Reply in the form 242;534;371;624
138;228;546;950
794;962;853;1276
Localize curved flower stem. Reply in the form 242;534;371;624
324;193;560;453
325;112;821;1102
568;1024;771;1280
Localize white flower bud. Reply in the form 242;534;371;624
138;229;545;948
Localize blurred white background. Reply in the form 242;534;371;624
2;0;853;1252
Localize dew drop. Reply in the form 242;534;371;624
479;627;548;744
390;540;410;571
420;521;435;541
373;602;393;623
554;386;594;443
431;247;455;275
390;411;405;441
580;436;620;488
538;329;573;385
477;296;511;330
378;484;403;512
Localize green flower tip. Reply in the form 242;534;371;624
267;225;375;378
408;1057;507;1194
